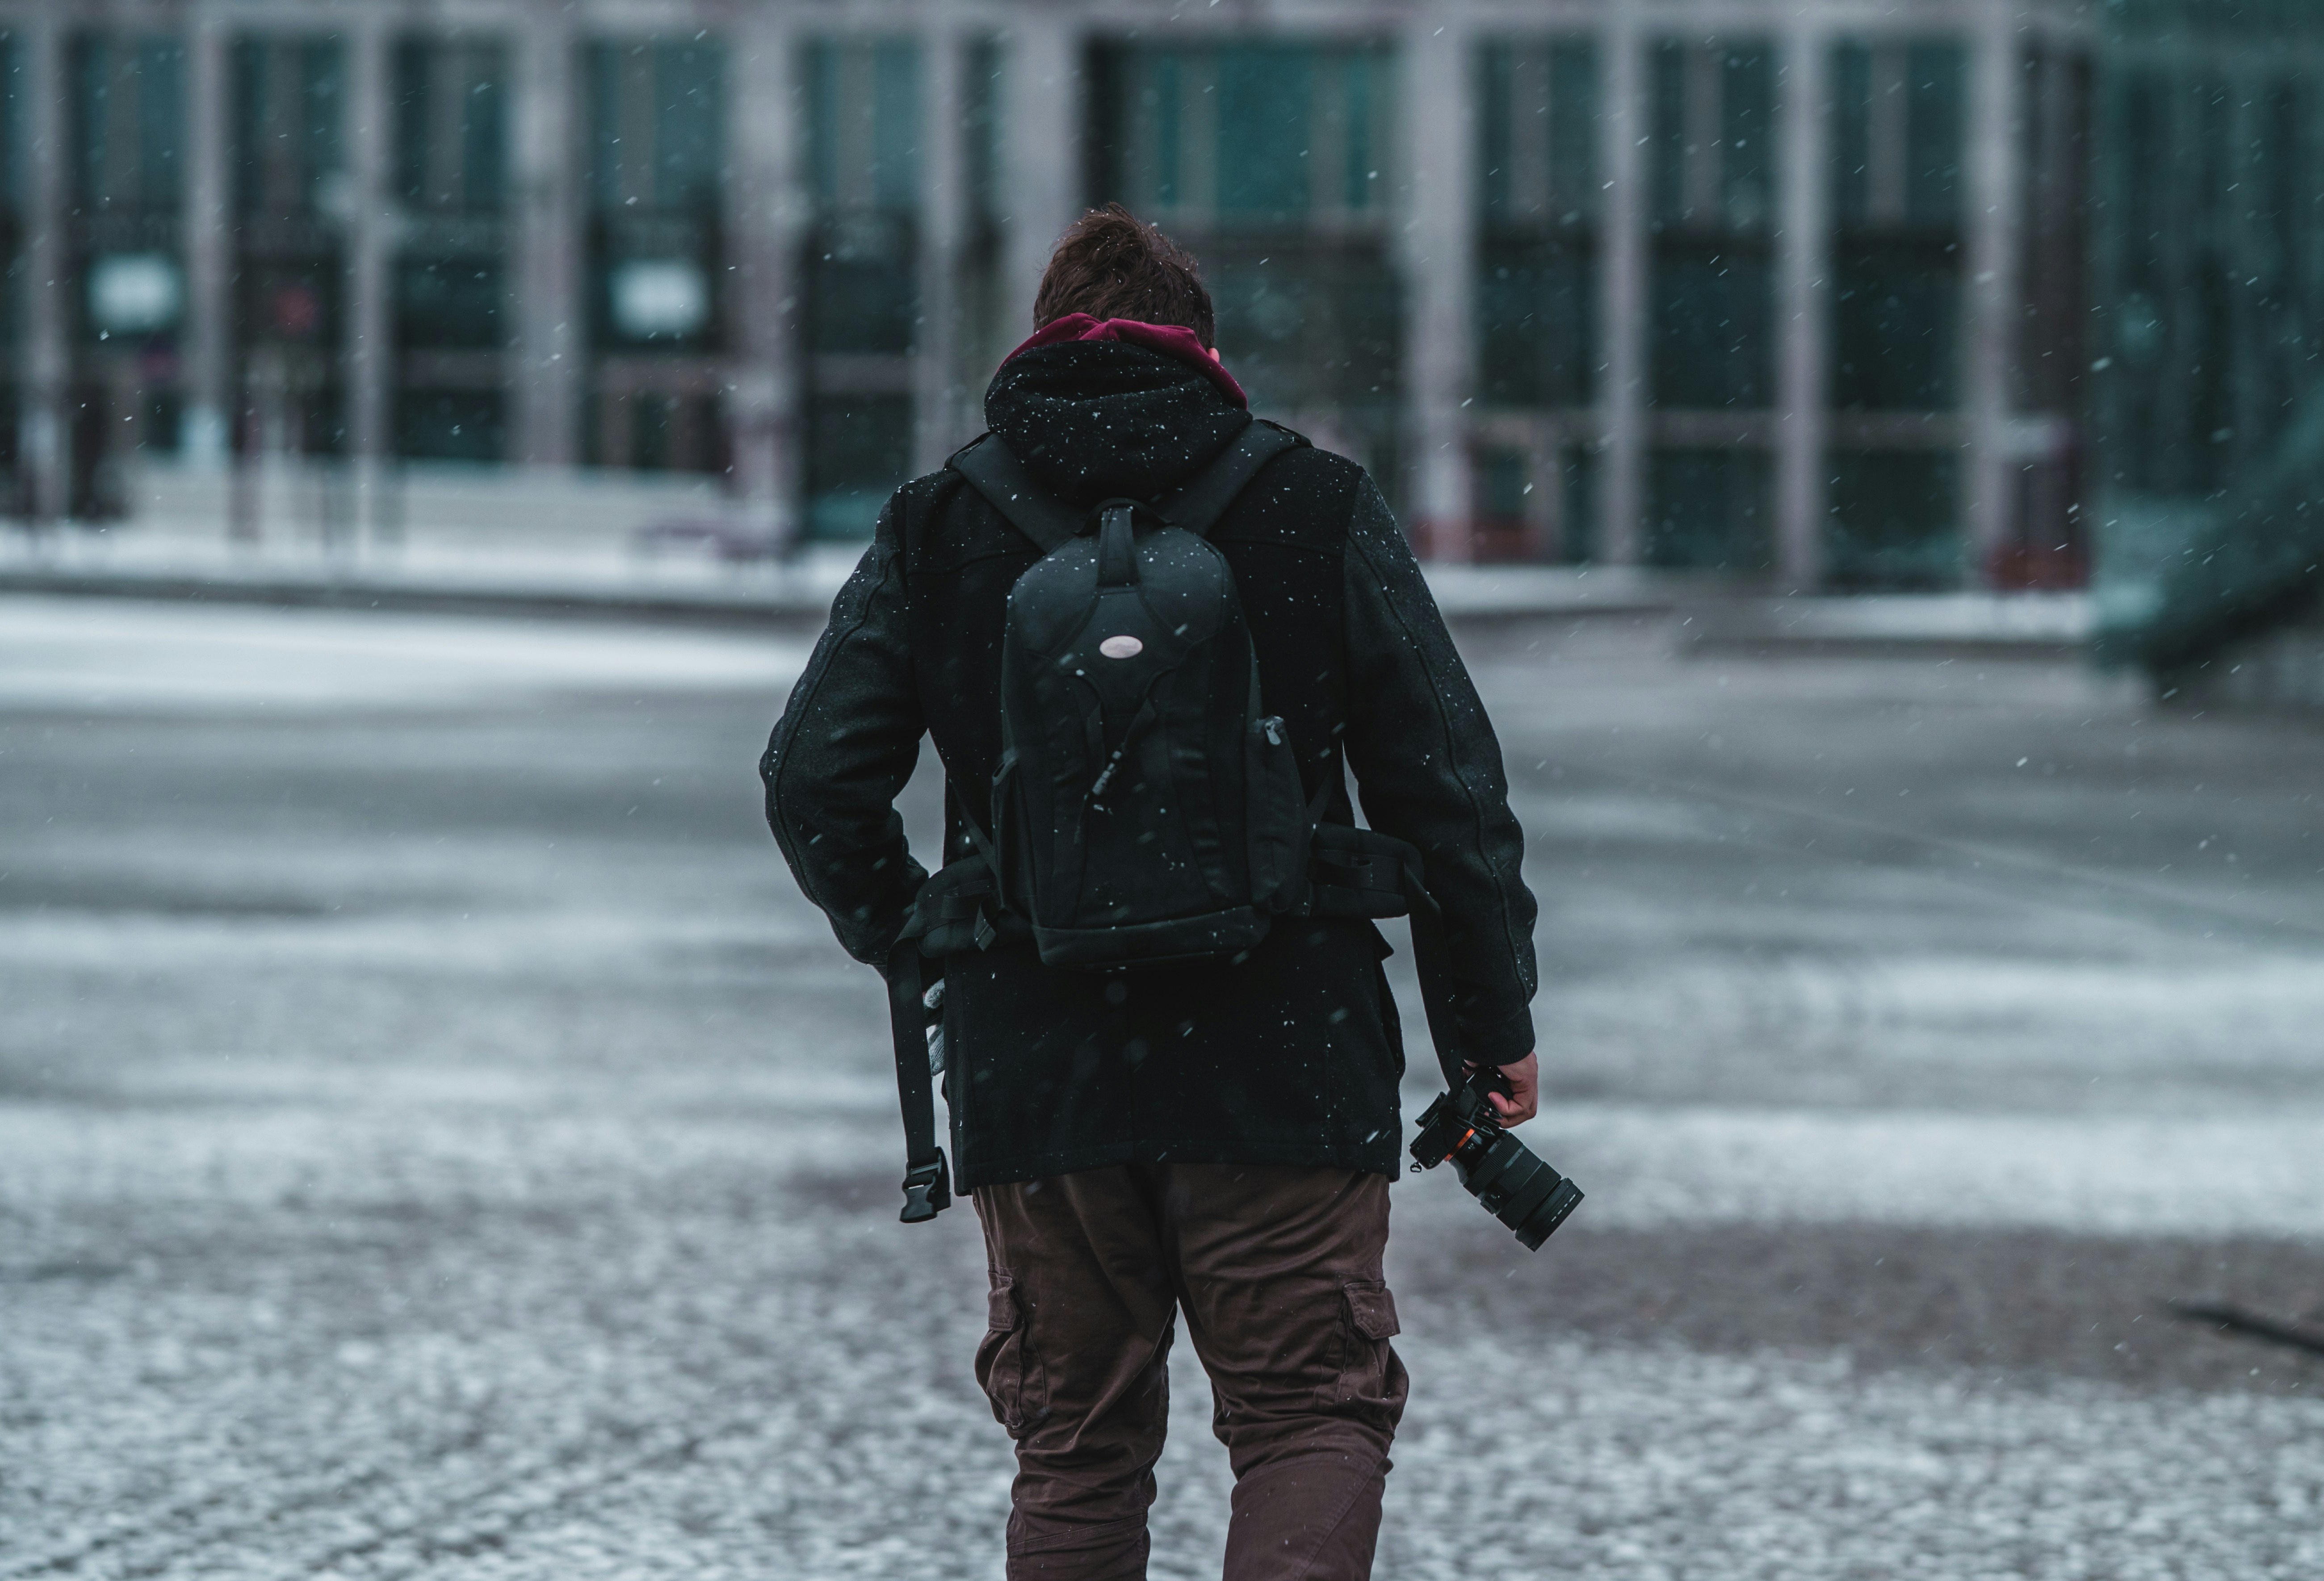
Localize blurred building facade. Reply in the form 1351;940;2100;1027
3;0;2097;588
2090;0;2324;702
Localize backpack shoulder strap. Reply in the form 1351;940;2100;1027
948;434;1082;553
1160;419;1305;538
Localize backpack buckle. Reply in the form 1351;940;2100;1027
900;1152;952;1223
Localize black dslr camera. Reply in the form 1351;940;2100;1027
1409;1070;1583;1250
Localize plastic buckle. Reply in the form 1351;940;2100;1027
900;1151;952;1223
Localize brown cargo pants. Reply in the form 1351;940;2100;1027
971;1163;1407;1581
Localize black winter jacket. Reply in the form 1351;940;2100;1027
763;339;1536;1187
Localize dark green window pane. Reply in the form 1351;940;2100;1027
1548;42;1597;222
587;40;723;213
0;41;20;215
1825;39;1963;415
464;68;505;210
586;45;623;210
396;389;504;461
1904;43;1963;226
1345;53;1377;209
1720;47;1773;228
1153;55;1181;206
231;39;344;218
1479;40;1596;225
397;42;507;213
1217;46;1312;218
1832;45;1871;225
1648;39;1774;407
1649;38;1773;228
1646;449;1771;570
1826;453;1961;589
1208;241;1401;415
396;259;502;349
72;36;186;209
1651;242;1773;407
1833;240;1959;410
1562;445;1599;563
1480;46;1514;218
965;40;1000;220
872;43;920;211
1479;449;1529;519
806;41;920;215
806;395;913;539
1649;43;1688;225
651;42;722;210
1478;241;1593;407
805;215;916;355
1474;38;1598;409
586;41;724;353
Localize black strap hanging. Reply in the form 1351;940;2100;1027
886;940;951;1222
1400;890;1472;1090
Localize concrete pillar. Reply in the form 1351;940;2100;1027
344;17;393;536
1400;14;1476;561
998;13;1080;340
1597;14;1647;566
915;26;969;474
183;18;231;465
20;14;66;523
1964;3;2025;584
1773;24;1831;592
729;12;804;545
513;9;580;468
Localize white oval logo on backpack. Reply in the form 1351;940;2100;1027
1099;635;1144;660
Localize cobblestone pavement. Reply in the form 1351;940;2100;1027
3;595;2320;1580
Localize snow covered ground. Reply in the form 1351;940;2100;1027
2;597;2319;1579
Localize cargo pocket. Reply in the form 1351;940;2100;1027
1328;1278;1403;1408
974;1271;1039;1438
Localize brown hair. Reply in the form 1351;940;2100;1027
1032;204;1216;347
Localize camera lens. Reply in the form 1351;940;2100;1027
1455;1132;1584;1250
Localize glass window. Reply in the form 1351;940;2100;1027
395;39;508;214
806;40;919;215
1826;452;1962;589
584;38;726;354
587;38;724;215
231;38;344;220
71;35;187;210
1477;39;1598;409
1101;42;1393;228
1217;46;1313;218
396;389;505;461
1649;40;1775;409
805;395;913;539
1646;449;1771;570
1829;41;1965;414
396;259;502;350
1832;239;1960;410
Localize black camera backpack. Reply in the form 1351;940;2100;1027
950;419;1318;969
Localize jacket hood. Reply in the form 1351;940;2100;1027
983;332;1251;507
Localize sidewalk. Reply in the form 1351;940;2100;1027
0;524;2093;654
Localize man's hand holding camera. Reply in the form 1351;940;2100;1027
1482;1051;1538;1125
